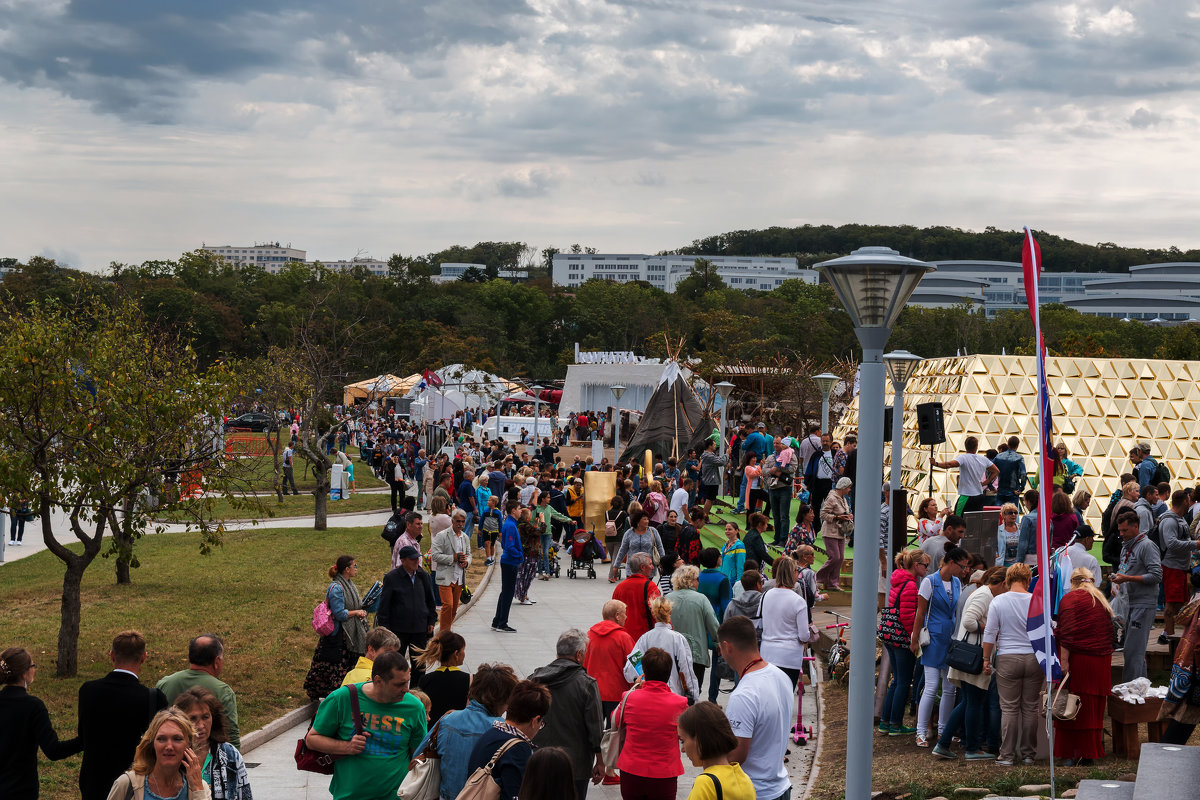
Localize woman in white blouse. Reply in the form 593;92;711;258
981;562;1038;767
623;596;701;701
760;557;811;689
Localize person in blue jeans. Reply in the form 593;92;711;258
456;472;477;543
911;547;969;748
933;566;1007;759
491;501;523;633
881;549;929;734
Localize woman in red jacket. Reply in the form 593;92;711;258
611;647;688;800
880;549;930;735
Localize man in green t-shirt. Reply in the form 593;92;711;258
156;633;240;748
306;651;428;800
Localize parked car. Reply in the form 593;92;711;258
224;412;277;432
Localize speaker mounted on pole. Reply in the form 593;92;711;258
916;402;946;446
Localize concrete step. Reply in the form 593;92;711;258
1131;742;1200;800
1075;781;1134;800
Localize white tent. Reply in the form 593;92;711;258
407;364;517;422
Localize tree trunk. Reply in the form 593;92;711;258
57;560;86;677
313;465;330;530
114;497;135;584
115;549;130;584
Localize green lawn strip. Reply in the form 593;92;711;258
234;447;387;493
1;525;412;800
158;490;394;522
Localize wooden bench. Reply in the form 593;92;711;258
1107;695;1166;760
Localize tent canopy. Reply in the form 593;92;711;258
343;373;419;406
616;362;718;465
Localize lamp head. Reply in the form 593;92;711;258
714;381;735;402
610;384;627;402
812;372;839;397
816;246;934;330
883;350;924;387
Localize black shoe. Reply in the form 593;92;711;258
1158;633;1170;645
496;625;517;633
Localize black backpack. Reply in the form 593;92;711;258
380;511;404;548
1154;460;1171;485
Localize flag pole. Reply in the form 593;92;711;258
1024;226;1056;798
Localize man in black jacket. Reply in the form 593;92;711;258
376;545;438;683
77;631;168;800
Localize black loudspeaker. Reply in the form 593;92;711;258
883;405;894;442
916;402;946;445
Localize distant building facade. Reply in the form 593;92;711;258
913;260;1200;323
202;242;306;272
314;258;388;277
552;253;817;293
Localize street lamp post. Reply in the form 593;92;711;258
714;381;736;493
530;385;545;447
817;247;933;800
883;350;923;548
610;384;627;464
813;372;840;433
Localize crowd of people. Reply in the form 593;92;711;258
0;631;250;800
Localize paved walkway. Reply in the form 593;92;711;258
244;560;818;799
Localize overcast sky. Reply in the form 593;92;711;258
3;0;1198;270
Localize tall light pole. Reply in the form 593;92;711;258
714;381;736;493
610;384;626;464
530;385;544;446
883;350;923;548
817;247;933;800
813;372;839;433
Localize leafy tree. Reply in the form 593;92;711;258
674;258;727;301
0;297;251;676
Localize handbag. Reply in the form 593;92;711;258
313;588;336;637
460;586;473;605
601;692;630;769
1040;673;1082;721
397;722;442;800
456;736;523;800
945;631;984;675
295;685;363;774
876;578;912;648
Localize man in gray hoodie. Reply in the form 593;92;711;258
724;570;765;628
1157;490;1199;644
1111;510;1163;681
531;629;604;799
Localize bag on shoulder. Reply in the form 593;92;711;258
312;590;336;637
456;736;523;800
296;685;363;774
381;512;404;548
397;721;442;800
945;631;984;675
877;579;912;648
1039;673;1081;721
600;692;630;769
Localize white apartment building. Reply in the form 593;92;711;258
314;259;389;277
202;242;306;272
552;253;817;292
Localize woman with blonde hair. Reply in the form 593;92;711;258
880;549;930;735
623;597;701;700
995;503;1021;567
1053;566;1115;765
108;708;209;800
668;565;721;690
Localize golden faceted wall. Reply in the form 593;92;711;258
835;355;1200;530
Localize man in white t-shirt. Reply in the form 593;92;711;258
1066;527;1101;582
932;436;999;516
669;478;691;520
718;616;793;800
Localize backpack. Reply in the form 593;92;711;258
381;512;404;548
605;518;617;540
803;450;821;483
1154;460;1171;485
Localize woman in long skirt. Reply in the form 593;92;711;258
514;514;541;605
303;555;376;701
1054;567;1115;765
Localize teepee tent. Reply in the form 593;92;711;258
616;362;718;465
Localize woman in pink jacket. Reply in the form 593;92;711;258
880;548;931;735
611;647;688;800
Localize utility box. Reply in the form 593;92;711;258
962;508;1000;566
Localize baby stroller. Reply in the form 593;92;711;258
567;528;605;579
546;540;562;578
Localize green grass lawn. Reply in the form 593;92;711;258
1;524;399;800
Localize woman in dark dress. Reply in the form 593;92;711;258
416;630;472;723
303;555;378;702
0;646;82;799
